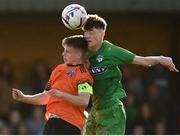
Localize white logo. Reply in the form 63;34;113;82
96;55;103;62
90;67;107;74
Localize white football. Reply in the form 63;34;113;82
61;4;87;30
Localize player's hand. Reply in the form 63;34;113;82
49;89;63;98
159;56;179;72
12;88;24;101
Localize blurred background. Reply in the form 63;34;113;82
0;0;179;134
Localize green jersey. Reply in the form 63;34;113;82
89;40;135;109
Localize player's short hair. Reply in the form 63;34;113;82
82;14;107;31
62;35;88;55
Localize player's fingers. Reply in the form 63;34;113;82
171;63;179;72
167;61;176;71
12;88;19;93
12;88;17;91
173;67;179;72
12;91;17;99
169;66;179;72
12;88;22;100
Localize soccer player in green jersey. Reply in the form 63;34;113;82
82;14;178;135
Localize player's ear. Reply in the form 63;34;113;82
98;29;105;38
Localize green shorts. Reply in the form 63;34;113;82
84;100;126;135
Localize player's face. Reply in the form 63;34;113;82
62;45;82;65
84;27;105;50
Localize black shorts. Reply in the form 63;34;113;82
43;118;81;135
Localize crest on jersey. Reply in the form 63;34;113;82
67;70;75;77
96;55;103;62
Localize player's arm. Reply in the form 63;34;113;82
132;55;178;72
12;88;50;105
49;82;93;108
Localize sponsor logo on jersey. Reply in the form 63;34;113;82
67;70;75;77
90;66;107;74
96;55;103;62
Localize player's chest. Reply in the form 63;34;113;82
51;68;77;85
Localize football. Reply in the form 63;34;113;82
61;4;87;30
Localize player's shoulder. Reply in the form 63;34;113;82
76;64;93;84
103;40;119;49
103;40;122;53
103;40;115;46
53;64;66;71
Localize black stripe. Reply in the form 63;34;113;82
45;80;51;91
80;64;86;73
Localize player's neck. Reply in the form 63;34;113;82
68;60;84;66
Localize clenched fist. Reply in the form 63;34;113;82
12;88;24;101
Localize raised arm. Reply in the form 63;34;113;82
132;55;178;72
12;88;50;105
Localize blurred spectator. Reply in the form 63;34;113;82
0;78;14;121
146;83;169;118
26;106;45;134
125;92;138;134
146;83;159;102
142;65;170;89
133;103;153;134
121;65;144;102
0;59;15;85
141;65;173;133
0;59;18;120
19;59;51;118
17;122;28;135
132;125;145;135
154;119;167;135
0;120;10;135
27;59;51;94
8;109;22;134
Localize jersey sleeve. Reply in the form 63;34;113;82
110;44;135;65
44;65;59;91
75;65;94;91
77;72;93;86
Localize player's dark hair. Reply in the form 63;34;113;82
62;35;88;55
82;14;107;31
